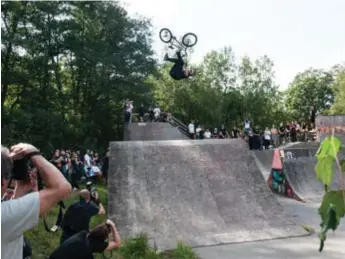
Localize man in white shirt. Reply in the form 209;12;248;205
153;106;161;122
126;101;134;123
84;151;92;169
1;143;71;259
188;121;195;139
244;120;251;133
204;129;211;139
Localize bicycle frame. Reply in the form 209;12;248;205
169;36;187;51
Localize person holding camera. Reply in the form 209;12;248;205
50;219;121;259
1;143;72;259
60;188;105;244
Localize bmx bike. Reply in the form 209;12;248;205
159;28;197;57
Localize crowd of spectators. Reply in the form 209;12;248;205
50;148;109;189
187;119;316;149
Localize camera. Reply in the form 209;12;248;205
11;158;30;181
86;181;100;205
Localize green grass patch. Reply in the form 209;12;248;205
25;184;199;259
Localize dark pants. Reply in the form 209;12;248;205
124;111;131;123
71;172;79;189
60;228;77;244
264;139;270;149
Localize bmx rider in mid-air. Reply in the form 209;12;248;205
164;51;194;80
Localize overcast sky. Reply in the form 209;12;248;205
119;0;345;89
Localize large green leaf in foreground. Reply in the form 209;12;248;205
315;137;341;188
318;191;345;252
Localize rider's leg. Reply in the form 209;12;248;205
176;51;184;66
164;53;179;63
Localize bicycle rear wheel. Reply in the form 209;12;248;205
159;28;173;43
182;32;197;47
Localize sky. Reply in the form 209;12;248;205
119;0;345;89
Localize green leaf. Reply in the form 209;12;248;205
316;137;341;159
315;155;335;187
319;191;345;228
318;191;345;252
340;159;345;172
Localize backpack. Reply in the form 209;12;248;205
61;202;90;232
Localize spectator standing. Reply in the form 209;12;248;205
188;121;195;139
271;125;278;147
263;127;271;149
195;125;202;139
153;106;161;122
279;123;286;145
148;106;154;122
199;126;205;140
139;104;145;122
1;143;71;259
244;120;251;134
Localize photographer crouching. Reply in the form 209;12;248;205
1;143;72;259
50;219;121;259
60;181;105;244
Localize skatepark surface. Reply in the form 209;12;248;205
109;123;344;257
195;197;345;259
108;139;307;250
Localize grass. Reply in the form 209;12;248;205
25;184;199;259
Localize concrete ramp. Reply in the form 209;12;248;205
282;148;341;202
108;139;307;250
124;122;188;141
253;150;274;180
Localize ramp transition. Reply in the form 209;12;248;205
108;139;307;250
282;148;341;202
123;122;188;141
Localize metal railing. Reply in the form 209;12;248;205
168;115;190;139
127;112;191;139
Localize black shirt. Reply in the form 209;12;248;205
199;130;205;139
221;128;227;136
62;201;99;232
139;106;145;116
279;126;285;135
232;129;239;138
49;230;108;259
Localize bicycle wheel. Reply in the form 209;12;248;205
182;32;197;47
159;28;173;43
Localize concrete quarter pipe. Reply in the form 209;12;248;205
282;148;341;202
108;139;307;250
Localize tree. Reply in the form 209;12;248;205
329;68;345;114
1;1;156;153
285;69;334;123
149;47;286;130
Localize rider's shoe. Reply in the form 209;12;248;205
164;53;169;61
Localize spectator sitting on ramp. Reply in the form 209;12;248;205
49;219;121;259
60;189;105;244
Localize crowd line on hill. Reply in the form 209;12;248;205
187;119;316;149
